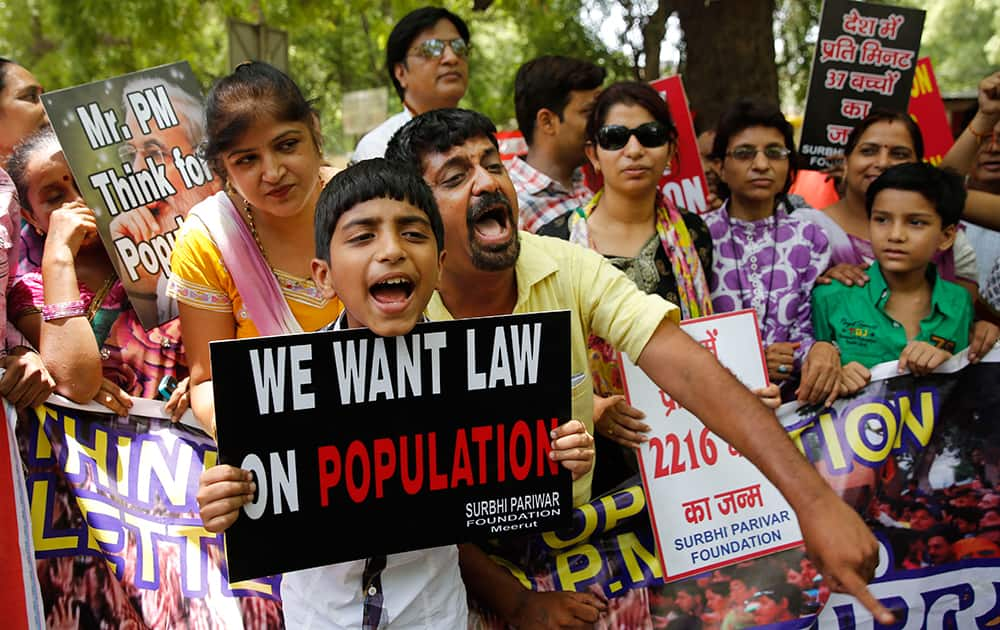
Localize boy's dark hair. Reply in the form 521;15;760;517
385;108;498;170
711;99;798;196
514;56;605;145
386;7;471;103
586;81;679;147
314;158;444;260
845;109;924;161
865;162;966;227
202;61;319;184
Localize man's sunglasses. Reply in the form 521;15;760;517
596;122;670;151
408;37;470;60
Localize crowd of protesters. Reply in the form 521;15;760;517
4;4;1000;629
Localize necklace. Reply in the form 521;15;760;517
243;199;269;264
722;202;780;330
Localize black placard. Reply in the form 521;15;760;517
210;311;572;581
799;0;925;170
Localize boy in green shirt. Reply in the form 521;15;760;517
812;162;986;392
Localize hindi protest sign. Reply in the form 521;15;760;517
210;312;573;581
620;311;803;581
650;75;712;214
40;62;221;330
908;57;953;166
799;0;925;170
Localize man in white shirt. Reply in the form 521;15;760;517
352;7;470;161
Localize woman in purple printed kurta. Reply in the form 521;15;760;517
705;100;840;405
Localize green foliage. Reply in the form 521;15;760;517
0;0;630;156
0;0;234;88
889;0;1000;95
3;0;994;155
775;0;824;111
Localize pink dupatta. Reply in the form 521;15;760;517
187;192;302;336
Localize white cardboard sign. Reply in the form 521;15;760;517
621;310;804;581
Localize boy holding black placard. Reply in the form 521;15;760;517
197;158;594;629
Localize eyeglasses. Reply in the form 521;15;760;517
596;122;670;151
726;146;792;162
118;143;167;166
408;37;470;60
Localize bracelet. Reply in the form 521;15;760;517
42;299;88;321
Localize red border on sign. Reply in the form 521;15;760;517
0;404;31;628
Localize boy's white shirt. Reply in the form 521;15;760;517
281;546;467;629
281;312;468;629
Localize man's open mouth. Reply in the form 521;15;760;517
470;201;513;244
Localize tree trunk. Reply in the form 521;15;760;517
674;0;779;127
641;0;671;81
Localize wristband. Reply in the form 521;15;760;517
42;299;87;321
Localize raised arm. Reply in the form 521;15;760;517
38;203;103;403
940;71;1000;176
636;318;894;625
963;189;1000;231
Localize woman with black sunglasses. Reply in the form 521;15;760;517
705;99;841;407
539;81;721;492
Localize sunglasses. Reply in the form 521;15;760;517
408;37;470;60
596;122;670;151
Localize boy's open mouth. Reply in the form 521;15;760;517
370;277;415;304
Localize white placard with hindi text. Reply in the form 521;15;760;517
621;310;804;581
